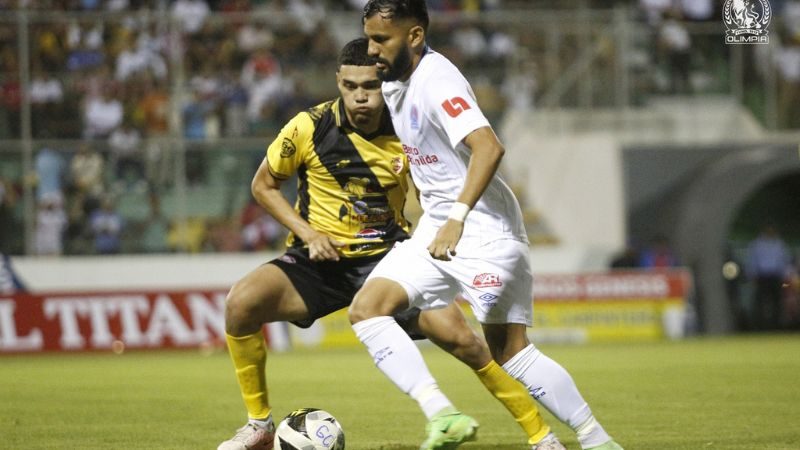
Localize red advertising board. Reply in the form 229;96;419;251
533;270;692;301
0;290;231;353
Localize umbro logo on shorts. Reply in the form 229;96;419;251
473;273;502;288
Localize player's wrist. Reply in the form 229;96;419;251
447;202;470;222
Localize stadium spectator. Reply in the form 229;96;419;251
782;1;800;40
34;192;68;256
639;234;678;268
66;142;105;254
240;201;284;251
0;175;18;254
205;217;242;252
136;76;170;136
114;36;167;81
32;23;66;72
171;0;211;34
747;222;793;330
240;48;285;133
638;0;672;25
135;199;170;253
1;76;21;138
65;20;105;72
775;34;800;129
677;0;714;21
69;141;105;215
89;196;124;254
29;67;65;137
34;146;66;202
83;84;124;139
236;21;274;54
0;252;26;295
109;119;146;190
657;9;692;94
135;76;171;187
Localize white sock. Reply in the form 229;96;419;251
353;316;453;419
248;415;273;430
502;344;611;449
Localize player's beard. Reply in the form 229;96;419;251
376;48;412;82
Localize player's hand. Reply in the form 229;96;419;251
428;219;464;261
306;231;345;261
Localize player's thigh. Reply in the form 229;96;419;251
225;263;309;328
349;277;410;321
452;239;533;326
363;239;458;312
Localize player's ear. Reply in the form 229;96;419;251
408;25;425;49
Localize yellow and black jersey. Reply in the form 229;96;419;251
266;98;410;258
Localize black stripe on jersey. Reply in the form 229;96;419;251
291;164;310;248
309;100;409;245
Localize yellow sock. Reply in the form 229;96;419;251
476;360;551;445
226;332;271;420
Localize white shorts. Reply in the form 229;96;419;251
368;235;533;325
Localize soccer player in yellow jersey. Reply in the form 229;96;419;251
218;38;554;450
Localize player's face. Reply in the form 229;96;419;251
363;14;414;82
337;64;384;130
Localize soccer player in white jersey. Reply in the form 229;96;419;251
348;2;624;450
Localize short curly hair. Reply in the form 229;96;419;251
362;0;430;32
337;37;378;69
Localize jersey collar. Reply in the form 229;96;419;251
334;97;395;140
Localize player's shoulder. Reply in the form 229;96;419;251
417;50;464;82
283;100;335;133
301;100;336;124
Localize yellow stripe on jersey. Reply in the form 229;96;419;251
266;99;410;258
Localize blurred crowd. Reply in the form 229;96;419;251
0;0;799;258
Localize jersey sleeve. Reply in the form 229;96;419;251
423;71;491;149
266;112;313;179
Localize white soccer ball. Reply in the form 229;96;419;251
274;408;345;450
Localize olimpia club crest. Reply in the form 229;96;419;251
724;0;771;44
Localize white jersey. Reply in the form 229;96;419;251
382;48;527;243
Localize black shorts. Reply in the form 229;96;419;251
269;247;421;334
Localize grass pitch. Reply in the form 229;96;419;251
2;334;799;449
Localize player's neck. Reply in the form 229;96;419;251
399;45;428;82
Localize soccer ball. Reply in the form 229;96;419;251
274;408;345;450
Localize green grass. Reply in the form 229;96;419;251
2;334;800;449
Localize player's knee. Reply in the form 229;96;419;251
348;291;373;325
224;281;264;334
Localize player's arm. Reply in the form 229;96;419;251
427;126;504;261
251;157;344;261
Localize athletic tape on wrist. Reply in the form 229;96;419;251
448;202;470;222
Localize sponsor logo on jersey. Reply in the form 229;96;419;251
478;292;499;306
355;228;385;239
391;156;404;174
279;254;296;264
473;273;502;288
402;144;440;167
280;137;296;157
410;105;420;130
350;242;383;252
441;96;471;118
